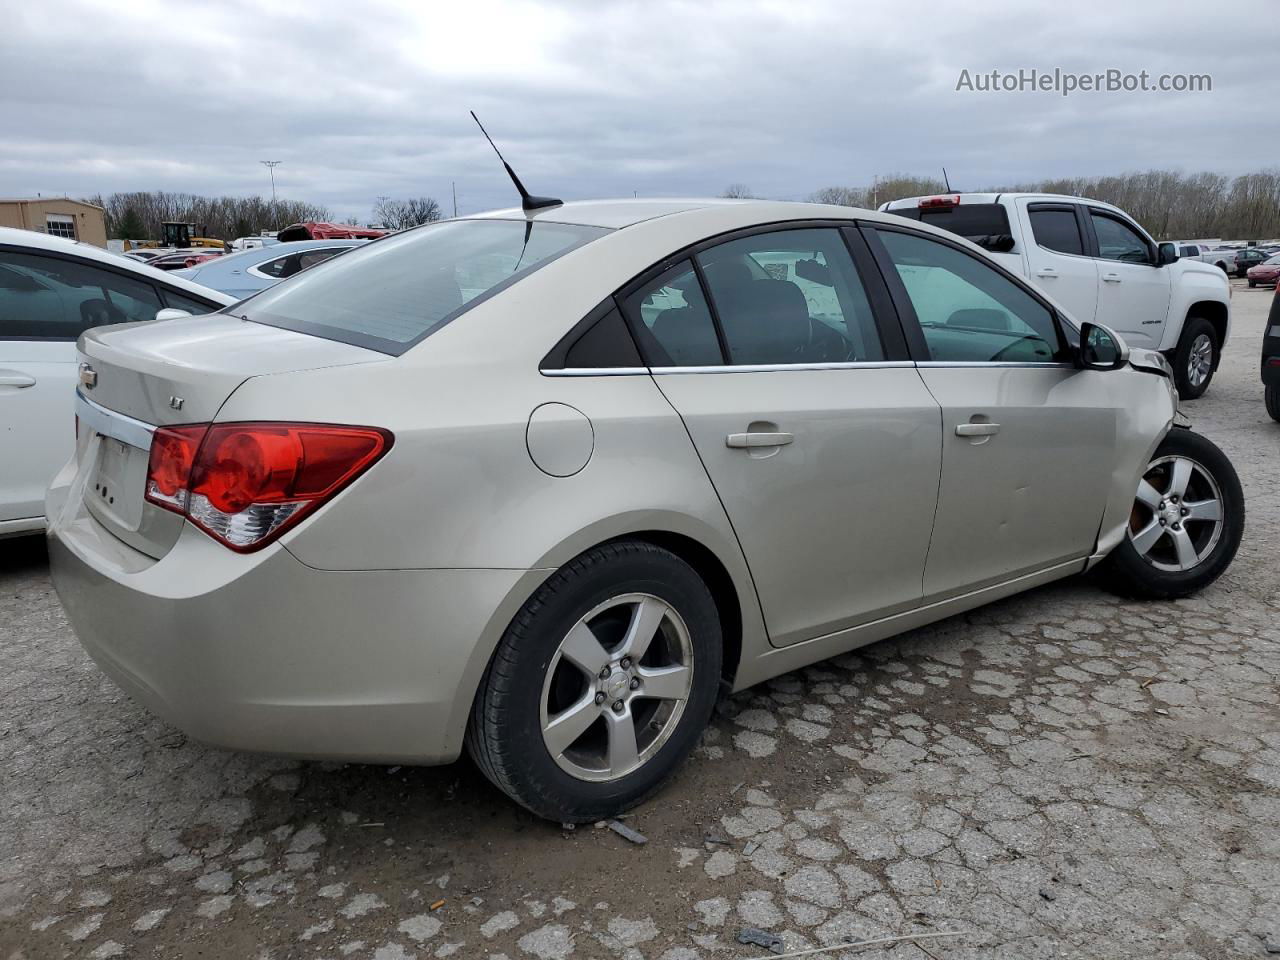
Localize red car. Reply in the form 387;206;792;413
1247;254;1280;287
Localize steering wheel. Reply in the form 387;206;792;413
989;333;1049;363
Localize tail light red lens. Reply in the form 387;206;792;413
919;195;961;209
145;422;392;552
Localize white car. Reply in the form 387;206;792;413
880;194;1232;399
0;227;232;537
1174;242;1234;273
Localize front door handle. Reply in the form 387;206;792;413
1102;272;1122;283
726;431;794;449
0;370;37;388
955;422;1001;437
1033;268;1059;278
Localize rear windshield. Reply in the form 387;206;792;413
238;219;610;354
889;202;1012;242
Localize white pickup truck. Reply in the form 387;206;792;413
879;193;1231;398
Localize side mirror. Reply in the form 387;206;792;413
1077;321;1129;371
1157;242;1179;266
154;308;192;322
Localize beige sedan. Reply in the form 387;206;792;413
47;199;1243;821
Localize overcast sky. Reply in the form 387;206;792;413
2;0;1275;221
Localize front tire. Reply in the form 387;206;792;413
1096;429;1243;600
1172;317;1218;399
466;540;722;822
1266;384;1280;423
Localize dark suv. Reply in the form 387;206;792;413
1265;285;1280;421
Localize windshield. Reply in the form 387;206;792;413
239;219;610;354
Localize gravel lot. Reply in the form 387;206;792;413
3;282;1277;960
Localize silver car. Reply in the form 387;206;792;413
47;199;1243;822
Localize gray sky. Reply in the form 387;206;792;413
2;0;1275;221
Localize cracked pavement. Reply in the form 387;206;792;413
2;283;1278;959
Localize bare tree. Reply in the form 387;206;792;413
85;191;331;241
373;196;443;230
720;183;755;199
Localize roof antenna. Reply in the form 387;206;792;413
942;167;953;192
470;111;562;212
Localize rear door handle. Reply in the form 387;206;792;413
1033;268;1059;278
0;371;36;388
1102;272;1122;283
955;422;1001;437
726;431;794;449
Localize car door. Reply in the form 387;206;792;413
866;224;1119;602
1018;200;1099;325
0;249;164;524
1086;209;1172;349
620;225;942;646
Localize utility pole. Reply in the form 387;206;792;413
260;160;282;205
452;182;457;218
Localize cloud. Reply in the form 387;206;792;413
1;0;1273;221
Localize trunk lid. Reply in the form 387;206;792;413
74;314;388;559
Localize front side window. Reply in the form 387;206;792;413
696;228;884;364
1028;207;1084;256
1179;246;1198;258
622;261;722;367
241;220;610;354
0;251;162;339
1091;212;1151;264
877;230;1062;364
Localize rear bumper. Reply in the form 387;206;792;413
47;483;540;764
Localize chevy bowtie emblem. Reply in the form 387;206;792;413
78;363;97;389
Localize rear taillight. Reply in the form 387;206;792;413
145;422;392;552
919;195;961;209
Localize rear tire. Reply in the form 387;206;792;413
466;540;722;823
1095;429;1243;600
1266;384;1280;423
1172;317;1218;400
1249;279;1257;288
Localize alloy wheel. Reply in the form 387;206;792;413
539;593;694;782
1127;454;1224;572
1187;333;1214;389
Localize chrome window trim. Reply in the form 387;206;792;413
542;359;1077;376
915;361;1074;369
76;390;156;451
542;367;648;377
651;361;918;374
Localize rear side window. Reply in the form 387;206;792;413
622;261;722;367
241;220;610;355
161;288;221;314
696;228;884;364
1028;207;1085;255
251;247;348;280
0;251;162;339
1179;246;1198;258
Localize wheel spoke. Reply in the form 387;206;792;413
1185;498;1222;522
636;663;692;701
604;710;639;774
543;693;602;757
559;621;611;675
1168;458;1193;499
1135;479;1163;510
1130;519;1165;557
1170;527;1200;569
620;597;667;662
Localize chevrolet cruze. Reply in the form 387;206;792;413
47;199;1243;821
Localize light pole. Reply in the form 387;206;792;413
260;160;282;205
